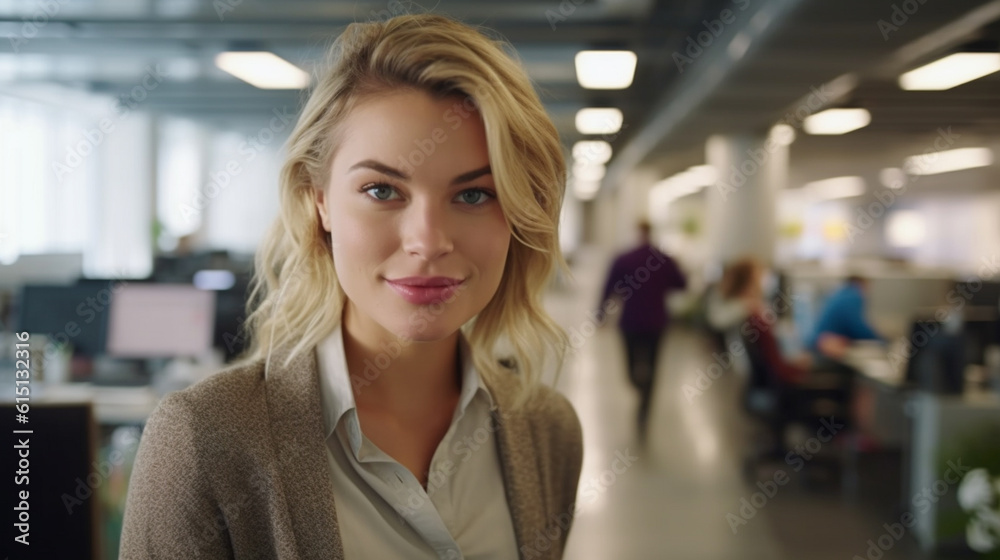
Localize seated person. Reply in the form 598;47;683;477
726;258;812;386
705;260;754;334
807;275;883;361
730;259;836;461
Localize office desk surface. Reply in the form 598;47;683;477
842;343;906;388
1;382;160;424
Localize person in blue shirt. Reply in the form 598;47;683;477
807;275;882;359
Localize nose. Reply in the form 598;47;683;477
400;198;454;261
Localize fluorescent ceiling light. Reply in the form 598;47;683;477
649;165;715;208
575;51;637;89
215;51;311;89
769;123;796;146
803;108;871;135
572;140;613;164
683;165;717;187
803;176;865;200
879;167;906;189
650;180;697;209
904;147;993;176
572;178;601;200
886;211;926;248
572;161;606;182
575;108;623;134
899;53;1000;91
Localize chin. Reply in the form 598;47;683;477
385;312;463;343
393;325;458;344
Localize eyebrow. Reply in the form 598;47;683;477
348;159;492;186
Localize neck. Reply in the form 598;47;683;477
340;304;461;416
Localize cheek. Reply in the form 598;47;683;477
477;220;511;278
330;209;395;255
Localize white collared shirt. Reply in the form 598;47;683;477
315;323;519;559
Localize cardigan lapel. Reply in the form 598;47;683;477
263;343;344;559
484;372;547;559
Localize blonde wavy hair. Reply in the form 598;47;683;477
235;13;569;408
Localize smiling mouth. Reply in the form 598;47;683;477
384;278;465;305
384;276;464;287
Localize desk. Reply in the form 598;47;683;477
1;383;161;425
908;390;1000;551
840;346;1000;551
841;345;908;448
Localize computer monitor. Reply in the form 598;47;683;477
957;280;1000;308
955;280;1000;366
17;283;113;357
106;284;216;358
209;274;252;361
904;318;966;394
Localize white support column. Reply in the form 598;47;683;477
705;133;788;266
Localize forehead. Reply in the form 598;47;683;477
331;89;491;179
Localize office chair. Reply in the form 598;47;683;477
739;327;856;489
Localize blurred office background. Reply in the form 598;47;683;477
2;0;1000;558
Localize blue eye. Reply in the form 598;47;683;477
457;188;495;206
362;183;399;201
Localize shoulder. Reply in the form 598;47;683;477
523;383;582;442
172;358;266;409
142;358;269;451
122;361;270;556
489;372;583;467
832;286;862;305
489;369;579;427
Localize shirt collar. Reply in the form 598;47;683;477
315;322;495;440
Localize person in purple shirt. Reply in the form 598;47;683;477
596;220;687;440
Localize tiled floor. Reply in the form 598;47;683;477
548;247;927;560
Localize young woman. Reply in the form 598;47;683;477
120;14;583;559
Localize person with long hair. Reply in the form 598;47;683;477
726;258;811;385
120;13;583;559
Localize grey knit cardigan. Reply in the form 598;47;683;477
118;342;584;559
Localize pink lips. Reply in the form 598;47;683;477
385;276;464;305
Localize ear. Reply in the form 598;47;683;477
314;187;331;232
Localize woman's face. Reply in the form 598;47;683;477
314;89;511;343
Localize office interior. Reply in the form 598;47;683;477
1;0;1000;558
